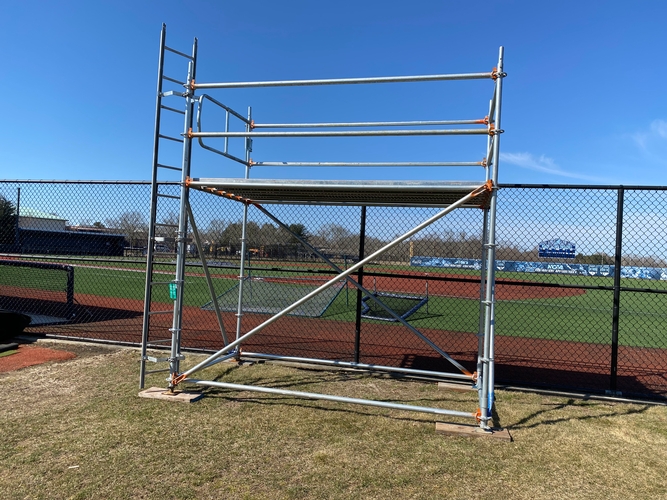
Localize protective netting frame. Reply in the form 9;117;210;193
201;276;345;317
360;292;428;322
0;259;75;324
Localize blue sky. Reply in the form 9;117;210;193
1;1;666;185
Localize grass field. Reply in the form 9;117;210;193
3;259;667;348
1;342;667;499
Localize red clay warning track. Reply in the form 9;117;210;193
0;344;76;373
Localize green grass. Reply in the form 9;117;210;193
1;343;667;499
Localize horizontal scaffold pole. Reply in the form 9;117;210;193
251;161;484;167
193;72;494;89
189;129;489;138
252;119;487;128
186;379;477;419
239;353;473;380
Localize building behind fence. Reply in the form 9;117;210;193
1;180;666;400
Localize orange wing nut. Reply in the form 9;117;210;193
488;123;503;136
171;372;187;387
491;68;507;80
471;180;494;198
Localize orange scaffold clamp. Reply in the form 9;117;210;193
491;67;507;80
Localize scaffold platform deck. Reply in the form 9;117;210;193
187;178;492;208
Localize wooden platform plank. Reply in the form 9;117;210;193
435;422;512;442
138;387;203;403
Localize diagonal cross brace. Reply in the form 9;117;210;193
186;201;229;345
172;181;491;386
250;202;471;375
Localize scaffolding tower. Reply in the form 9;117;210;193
141;24;505;431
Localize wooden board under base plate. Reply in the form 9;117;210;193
139;387;203;403
437;381;476;392
435;422;512;442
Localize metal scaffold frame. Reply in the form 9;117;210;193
141;24;505;431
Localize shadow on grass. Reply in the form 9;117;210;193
505;397;651;430
201;390;445;425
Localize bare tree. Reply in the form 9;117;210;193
0;195;17;245
106;211;148;248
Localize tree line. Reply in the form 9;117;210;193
5;200;664;267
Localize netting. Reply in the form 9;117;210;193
361;292;428;321
202;276;345;317
0;259;74;324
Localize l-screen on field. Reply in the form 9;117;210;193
5;259;667;352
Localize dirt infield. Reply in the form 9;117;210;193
0;344;76;373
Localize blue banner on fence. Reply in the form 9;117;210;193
538;239;576;259
410;256;667;281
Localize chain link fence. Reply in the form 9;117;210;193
1;180;666;399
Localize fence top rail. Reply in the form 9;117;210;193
498;183;667;191
0;180;155;185
193;71;495;90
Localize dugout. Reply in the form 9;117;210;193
15;227;126;256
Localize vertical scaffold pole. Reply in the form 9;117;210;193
476;209;489;404
168;38;198;388
476;97;493;412
479;46;504;427
235;107;253;345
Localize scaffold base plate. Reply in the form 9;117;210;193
139;387;203;403
435;422;512;441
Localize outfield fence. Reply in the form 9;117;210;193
1;180;666;399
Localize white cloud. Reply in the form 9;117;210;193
500;152;604;182
651;119;667;139
632;119;667;153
